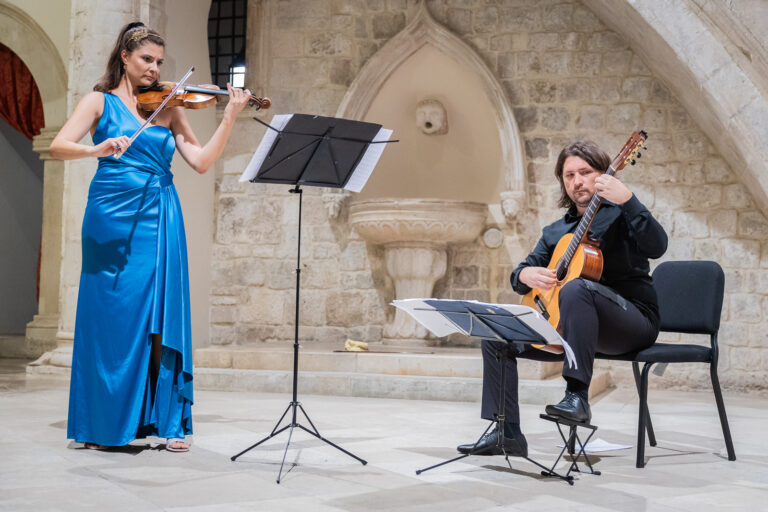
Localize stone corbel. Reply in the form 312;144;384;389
32;127;61;160
322;189;351;219
500;190;527;223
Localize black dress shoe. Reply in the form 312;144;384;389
456;428;528;457
545;390;592;423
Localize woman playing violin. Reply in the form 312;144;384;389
50;21;251;452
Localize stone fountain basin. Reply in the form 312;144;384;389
348;198;488;245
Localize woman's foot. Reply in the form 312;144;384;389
166;438;190;452
84;442;107;450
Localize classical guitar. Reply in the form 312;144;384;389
521;130;648;354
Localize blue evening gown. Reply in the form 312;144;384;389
67;92;193;445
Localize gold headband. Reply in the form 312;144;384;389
129;29;148;45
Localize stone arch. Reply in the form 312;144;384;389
0;1;68;128
584;0;768;219
327;3;527;221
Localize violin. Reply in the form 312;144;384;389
137;81;271;112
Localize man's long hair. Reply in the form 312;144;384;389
554;140;611;210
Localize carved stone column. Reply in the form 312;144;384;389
21;127;65;358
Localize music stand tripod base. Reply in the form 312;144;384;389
536;413;601;485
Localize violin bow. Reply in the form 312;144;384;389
114;65;195;159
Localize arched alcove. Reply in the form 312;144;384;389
328;3;527;220
358;44;504;203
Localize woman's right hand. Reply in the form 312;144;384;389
90;135;131;157
519;266;557;290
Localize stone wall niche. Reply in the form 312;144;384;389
349;199;487;346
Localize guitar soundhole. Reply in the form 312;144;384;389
555;262;567;281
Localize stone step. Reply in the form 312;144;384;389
194;367;612;404
194;344;561;380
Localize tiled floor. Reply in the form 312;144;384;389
0;358;765;511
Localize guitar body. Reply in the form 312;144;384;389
521;233;603;354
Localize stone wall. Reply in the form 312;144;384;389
210;0;768;390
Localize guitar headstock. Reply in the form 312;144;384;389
612;130;648;173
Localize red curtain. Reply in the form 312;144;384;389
0;42;44;140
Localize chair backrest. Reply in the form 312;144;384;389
652;260;725;335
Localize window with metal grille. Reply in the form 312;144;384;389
207;0;247;89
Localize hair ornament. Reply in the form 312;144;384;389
129;29;149;45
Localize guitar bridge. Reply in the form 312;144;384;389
533;295;550;320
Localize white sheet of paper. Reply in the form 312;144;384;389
238;114;294;183
344;127;393;193
557;437;632;453
391;298;576;369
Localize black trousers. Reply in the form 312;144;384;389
481;278;658;424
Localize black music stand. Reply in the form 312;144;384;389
231;114;396;483
405;300;590;484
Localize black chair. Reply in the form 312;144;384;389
598;260;736;468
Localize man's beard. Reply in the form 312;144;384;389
574;191;593;210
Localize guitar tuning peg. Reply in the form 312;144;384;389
631;159;636;165
636;152;642;158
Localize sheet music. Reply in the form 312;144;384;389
392;298;577;369
343;127;393;193
239;114;294;182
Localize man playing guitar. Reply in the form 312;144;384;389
458;139;668;457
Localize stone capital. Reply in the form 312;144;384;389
32;126;62;161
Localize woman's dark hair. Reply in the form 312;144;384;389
93;22;165;93
554;140;611;210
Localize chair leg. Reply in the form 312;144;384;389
710;362;736;461
636;363;653;468
633;362;657;446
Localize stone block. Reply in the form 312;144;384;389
541;3;573;31
572;5;604;31
730;293;762;323
306;32;352;57
589;78;621;102
738;211;768;239
303;264;341;289
452;265;479;288
283;290;326;326
675;132;710;160
559;79;592;102
355;15;368;38
266;259;297;289
729;346;763;371
574;105;606;130
513;106;538;132
498;6;541;32
693;239;721;260
312;242;338;259
701;157;733;184
358;40;381;65
601;51;633;76
586;31;628;52
339;241;368;271
641;107;667;132
528;80;557;103
650;79;676;104
240;288;286;324
211;305;236;324
607;103;641;132
621;77;653;101
331;14;355;31
720;238;761;268
366;0;383;10
572;52;602;76
723;184;753;208
326;290;370;326
446;8;472;34
673;211;709;238
540;106;570;131
502;79;526;103
516;52;542;75
528;33;559;51
762;242;768;268
341;271;375;289
372;11;405;39
270;31;304;57
524;137;549;159
270;59;330;88
668;108;694;130
541;52;571;75
209;324;236;345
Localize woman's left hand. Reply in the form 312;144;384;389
595;174;632;205
224;83;251;116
